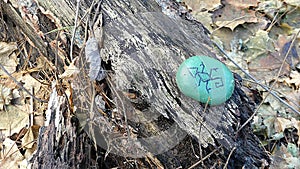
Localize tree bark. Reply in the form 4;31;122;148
0;0;271;168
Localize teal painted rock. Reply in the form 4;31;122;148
176;56;234;105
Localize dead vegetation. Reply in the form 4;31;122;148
0;0;299;168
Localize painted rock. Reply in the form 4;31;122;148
176;56;235;105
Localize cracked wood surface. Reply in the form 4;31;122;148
30;0;270;168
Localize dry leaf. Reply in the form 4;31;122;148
246;30;291;81
184;0;221;11
262;92;287;114
59;59;80;79
284;0;300;7
225;0;259;8
184;0;220;31
0;84;13;110
258;104;277;137
248;53;290;81
271;144;300;168
21;125;39;161
0;105;29;137
245;30;275;61
274;117;293;133
0;42;18;75
281;8;300;30
284;71;300;88
0;138;24;169
257;0;284;19
275;35;299;69
17;74;43;99
213;5;258;30
21;125;40;149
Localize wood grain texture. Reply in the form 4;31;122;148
30;0;270;168
102;11;229;147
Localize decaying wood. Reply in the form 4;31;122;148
1;1;65;73
4;0;270;168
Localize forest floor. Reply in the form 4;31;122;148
0;0;299;168
184;0;300;168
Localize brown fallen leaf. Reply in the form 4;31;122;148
225;0;259;8
0;42;18;76
275;35;299;69
213;4;258;30
58;58;80;79
184;0;221;11
0;138;24;169
21;125;40;160
283;70;300;89
184;0;219;32
274;117;293;133
0;105;29;137
271;143;300;168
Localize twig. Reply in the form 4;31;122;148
266;7;297;32
243;78;300;109
213;36;300;116
91;0;103;30
223;147;236;169
70;0;81;60
30;86;34;126
106;77;131;138
265;10;279;32
0;63;47;103
188;145;222;169
44;26;73;35
4;139;36;159
78;0;98;29
88;0;104;39
190;137;199;158
236;30;300;133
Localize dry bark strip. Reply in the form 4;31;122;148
16;0;272;168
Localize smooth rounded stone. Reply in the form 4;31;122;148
176;56;235;105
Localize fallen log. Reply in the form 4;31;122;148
1;0;270;168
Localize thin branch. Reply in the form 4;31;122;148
243;78;300;109
92;0;103;30
70;0;81;60
188;146;222;169
236;30;300;133
223;147;236;169
30;86;34;126
0;63;48;103
107;77;131;138
213;35;300;116
266;7;297;32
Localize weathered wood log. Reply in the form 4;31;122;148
1;0;271;168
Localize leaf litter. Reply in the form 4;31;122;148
0;0;299;168
184;0;300;168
